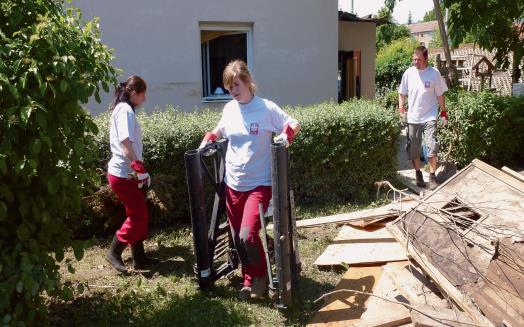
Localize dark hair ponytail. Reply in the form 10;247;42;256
111;75;147;111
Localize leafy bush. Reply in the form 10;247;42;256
91;101;400;229
440;91;524;167
377;89;400;112
0;1;116;325
376;37;418;93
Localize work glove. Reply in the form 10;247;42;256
199;132;218;149
130;160;151;189
439;110;448;128
273;124;295;148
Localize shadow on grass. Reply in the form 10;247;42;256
126;244;195;279
283;273;345;326
48;289;253;327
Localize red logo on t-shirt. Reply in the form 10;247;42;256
249;123;259;135
424;81;431;88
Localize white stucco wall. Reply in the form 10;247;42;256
338;21;376;99
73;0;338;114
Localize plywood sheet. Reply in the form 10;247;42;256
314;226;407;266
309;265;411;327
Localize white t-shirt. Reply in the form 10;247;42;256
107;102;143;178
399;66;448;124
217;96;297;192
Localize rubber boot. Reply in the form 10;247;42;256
415;170;426;188
131;240;159;269
106;235;128;273
250;277;268;299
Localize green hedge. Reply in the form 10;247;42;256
376;37;419;95
440;91;524;167
91;101;400;226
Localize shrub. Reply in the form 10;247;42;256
0;1;117;324
90;101;400;230
440;91;524;168
376;37;418;92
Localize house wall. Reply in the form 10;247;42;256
411;31;434;47
73;0;338;115
338;21;376;99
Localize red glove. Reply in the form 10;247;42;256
440;111;448;127
130;160;147;174
199;132;218;149
283;124;296;144
130;160;150;188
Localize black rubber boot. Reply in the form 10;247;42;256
106;235;128;273
131;240;159;269
415;170;426;188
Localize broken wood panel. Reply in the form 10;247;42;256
387;219;495;327
410;304;475;327
383;261;449;308
309;265;411;327
462;238;524;327
314;241;408;266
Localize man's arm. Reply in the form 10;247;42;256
399;94;407;113
437;94;446;112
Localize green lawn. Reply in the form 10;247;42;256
47;201;385;326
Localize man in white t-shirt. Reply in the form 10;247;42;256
399;46;449;190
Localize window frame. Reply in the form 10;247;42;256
199;23;253;103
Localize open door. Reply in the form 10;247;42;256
338;50;361;102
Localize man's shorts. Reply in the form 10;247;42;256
406;120;440;161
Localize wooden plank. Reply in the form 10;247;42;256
472;159;524;192
383;262;449;308
308;266;384;326
314;226;407;266
387;221;495;327
502;166;524;183
410;304;475;327
267;201;416;230
354;270;411;327
333;225;396;243
309;265;411;327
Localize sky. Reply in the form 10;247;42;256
339;0;435;24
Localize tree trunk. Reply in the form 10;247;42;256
512;50;522;84
433;0;454;86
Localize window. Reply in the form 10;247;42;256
441;196;484;230
200;24;253;101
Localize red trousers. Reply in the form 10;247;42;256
225;185;271;287
108;174;149;245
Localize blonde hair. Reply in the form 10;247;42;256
222;60;257;93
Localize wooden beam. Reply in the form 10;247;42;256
501;166;524;183
267;201;416;230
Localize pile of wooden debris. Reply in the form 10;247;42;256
307;159;524;327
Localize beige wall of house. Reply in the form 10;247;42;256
73;0;338;115
338;21;376;99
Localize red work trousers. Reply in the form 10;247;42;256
225;185;271;287
108;174;149;245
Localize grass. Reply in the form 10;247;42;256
47;201;385;327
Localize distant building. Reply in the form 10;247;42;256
407;20;438;47
73;1;381;115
